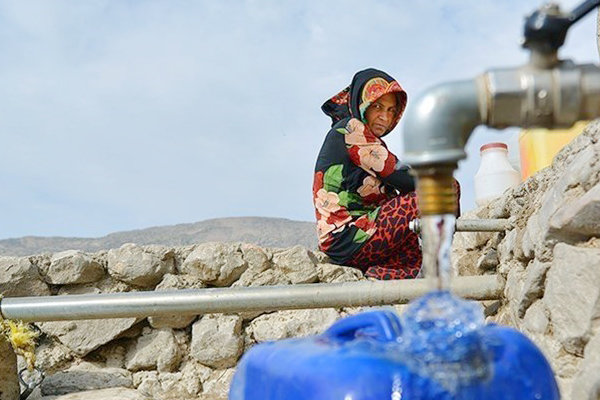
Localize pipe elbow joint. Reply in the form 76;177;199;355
402;80;484;168
402;61;600;170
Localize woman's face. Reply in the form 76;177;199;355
364;93;398;137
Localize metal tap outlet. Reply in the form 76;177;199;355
403;0;600;173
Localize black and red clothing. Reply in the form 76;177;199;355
313;68;460;280
313;68;422;279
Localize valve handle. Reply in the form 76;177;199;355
523;0;600;52
570;0;600;25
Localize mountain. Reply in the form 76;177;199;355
0;217;318;257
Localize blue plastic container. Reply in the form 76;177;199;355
230;292;560;400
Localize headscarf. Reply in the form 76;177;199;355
321;68;407;136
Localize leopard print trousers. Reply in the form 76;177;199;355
346;182;460;280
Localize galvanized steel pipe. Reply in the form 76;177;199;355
409;218;510;234
0;275;504;322
457;219;511;232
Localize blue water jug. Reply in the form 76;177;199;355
230;291;560;400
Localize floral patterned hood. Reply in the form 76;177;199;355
321;68;407;137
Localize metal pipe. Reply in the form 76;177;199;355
403;62;600;169
0;275;504;322
402;80;483;167
402;2;600;170
409;219;511;234
457;218;511;232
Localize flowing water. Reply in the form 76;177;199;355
420;214;456;291
394;291;488;394
391;213;490;394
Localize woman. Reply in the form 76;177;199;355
313;68;459;280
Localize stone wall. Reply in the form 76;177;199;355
0;243;370;400
452;119;600;400
2;122;599;399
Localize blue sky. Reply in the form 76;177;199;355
0;0;597;239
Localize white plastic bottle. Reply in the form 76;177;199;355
474;142;521;207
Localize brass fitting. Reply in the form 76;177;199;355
414;166;458;216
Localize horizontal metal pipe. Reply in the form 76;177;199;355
409;219;510;234
456;219;511;232
0;275;504;322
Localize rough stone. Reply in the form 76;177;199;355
452;231;493;251
134;360;210;400
452;250;480;277
148;274;204;329
476;249;498;272
521;213;541;260
522;300;549;335
490;299;519;328
517;259;551;317
57;285;103;296
235;268;290;287
33;338;75;375
272;245;318;284
190;314;243;369
497;228;518;264
180;243;247;287
38;318;140;357
571;331;600;400
550;182;600;238
512;228;529;261
232;244;272;287
131;371;158;398
41;387;147;400
528;333;582;379
247;308;340;343
201;368;236;400
96;341;128;369
240;243;271;272
317;263;363;283
125;328;181;373
115;322;145;340
0;256;50;297
46;250;105;285
544;243;600;356
164;361;211;397
482;300;501;317
0;337;19;400
503;262;525;311
41;362;132;396
486;193;511;219
172;245;195;270
313;251;330;263
535;145;599;254
56;276;131;296
107;244;174;288
556;378;574;400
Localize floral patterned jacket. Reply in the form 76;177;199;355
313;68;415;264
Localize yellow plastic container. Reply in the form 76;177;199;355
519;121;588;180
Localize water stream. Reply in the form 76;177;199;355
392;213;489;394
420;214;456;291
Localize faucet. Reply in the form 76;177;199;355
402;0;600;216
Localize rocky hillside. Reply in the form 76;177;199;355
0;217;318;257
